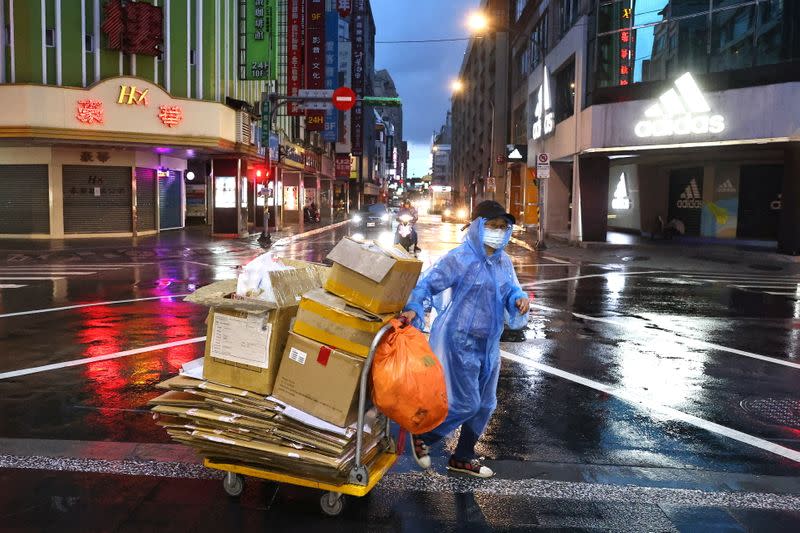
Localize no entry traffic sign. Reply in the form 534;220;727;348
333;87;357;112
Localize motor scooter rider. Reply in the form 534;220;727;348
397;199;419;250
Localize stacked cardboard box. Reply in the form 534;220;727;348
149;373;386;483
272;238;423;426
151;243;421;481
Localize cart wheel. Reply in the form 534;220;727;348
222;472;245;497
320;491;345;517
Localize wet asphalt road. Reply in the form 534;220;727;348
1;219;800;531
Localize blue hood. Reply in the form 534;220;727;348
464;217;512;260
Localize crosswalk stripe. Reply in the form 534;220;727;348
0;284;26;289
0;277;66;281
0;272;97;276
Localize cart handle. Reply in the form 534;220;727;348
352;321;395;476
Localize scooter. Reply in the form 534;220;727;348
395;214;418;255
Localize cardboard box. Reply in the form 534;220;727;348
324;238;423;314
293;288;394;358
186;261;328;395
201;306;296;395
273;332;365;427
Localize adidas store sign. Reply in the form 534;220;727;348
634;73;725;139
532;67;555;141
677;178;703;209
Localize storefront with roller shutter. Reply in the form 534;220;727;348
62;166;133;234
0;165;50;235
0;77;259;240
136;168;158;232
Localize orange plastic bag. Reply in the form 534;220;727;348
371;319;448;434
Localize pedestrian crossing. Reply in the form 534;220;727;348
677;272;800;299
0;264;131;290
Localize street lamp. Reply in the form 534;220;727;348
466;11;490;33
451;79;465;93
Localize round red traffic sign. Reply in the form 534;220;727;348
332;87;357;112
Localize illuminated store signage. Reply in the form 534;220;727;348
531;67;554;141
635;73;725;138
611;173;631;210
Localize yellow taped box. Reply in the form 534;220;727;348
273;332;365;427
324;237;423;314
293;288;394;358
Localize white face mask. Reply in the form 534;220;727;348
483;228;507;249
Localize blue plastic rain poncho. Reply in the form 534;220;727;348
403;218;528;447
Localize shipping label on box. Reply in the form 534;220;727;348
209;313;272;369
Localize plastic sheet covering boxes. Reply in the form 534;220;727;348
185;259;328;395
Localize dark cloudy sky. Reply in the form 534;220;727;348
371;0;481;178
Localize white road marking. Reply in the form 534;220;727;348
500;350;800;464
541;255;572;264
0;284;26;289
522;271;664;287
0;277;66;281
532;303;800;370
732;284;800;289
0;294;192;319
0;337;206;380
765;292;799;297
0;272;97;276
3;454;800;510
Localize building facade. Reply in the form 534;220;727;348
506;0;800;253
0;0;269;238
431;112;452;186
450;0;513;209
0;0;390;238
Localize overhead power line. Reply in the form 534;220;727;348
375;37;477;44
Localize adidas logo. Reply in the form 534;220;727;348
635;73;725;138
677;178;703;209
611;172;631;210
717;179;736;194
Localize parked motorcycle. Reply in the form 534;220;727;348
395;213;418;254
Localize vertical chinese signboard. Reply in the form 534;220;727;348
350;0;366;156
239;0;277;80
287;0;304;115
322;5;340;143
618;5;633;85
305;0;326;131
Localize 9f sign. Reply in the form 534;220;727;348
634;73;725;138
117;85;149;106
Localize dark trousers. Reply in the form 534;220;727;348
422;423;481;461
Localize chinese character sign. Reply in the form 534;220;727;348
287;0;304;115
240;0;277;80
305;0;326;131
350;0;366;156
322;8;340;142
158;105;184;128
76;100;105;125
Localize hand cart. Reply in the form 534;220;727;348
204;322;399;517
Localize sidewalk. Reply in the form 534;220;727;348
511;228;800;275
0;219;347;263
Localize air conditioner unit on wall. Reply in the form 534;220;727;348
236;111;252;145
